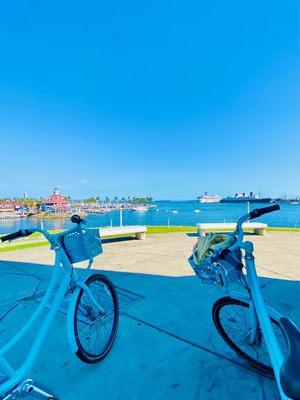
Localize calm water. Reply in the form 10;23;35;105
0;201;299;233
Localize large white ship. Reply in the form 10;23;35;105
220;192;271;203
197;193;221;203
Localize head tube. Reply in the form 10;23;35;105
230;213;250;250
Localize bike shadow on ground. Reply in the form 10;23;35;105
0;259;299;399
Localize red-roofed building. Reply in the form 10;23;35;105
0;200;24;218
41;188;71;213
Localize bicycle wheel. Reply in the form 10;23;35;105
212;296;288;374
73;273;119;363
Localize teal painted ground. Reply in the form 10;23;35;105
0;201;299;233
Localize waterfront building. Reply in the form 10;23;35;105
0;200;23;218
41;188;71;213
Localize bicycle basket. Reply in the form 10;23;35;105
61;227;102;264
188;233;242;287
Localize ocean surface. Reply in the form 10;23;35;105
0;201;299;233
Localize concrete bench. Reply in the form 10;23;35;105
100;225;147;240
197;222;267;237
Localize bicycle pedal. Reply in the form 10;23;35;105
25;382;57;399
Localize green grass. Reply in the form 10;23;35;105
1;225;299;253
147;226;300;233
267;226;300;232
0;241;49;252
147;226;197;233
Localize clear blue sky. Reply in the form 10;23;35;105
0;1;299;199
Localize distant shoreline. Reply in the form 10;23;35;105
0;205;155;221
0;201;299;232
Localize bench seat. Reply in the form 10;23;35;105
100;225;147;240
196;222;267;237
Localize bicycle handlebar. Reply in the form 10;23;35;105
1;229;33;242
230;204;280;249
248;204;280;220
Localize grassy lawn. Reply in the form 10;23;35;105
267;227;300;232
0;241;49;252
0;225;299;253
148;226;300;233
147;226;197;233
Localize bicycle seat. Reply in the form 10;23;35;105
279;317;300;400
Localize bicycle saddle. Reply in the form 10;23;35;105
280;317;300;400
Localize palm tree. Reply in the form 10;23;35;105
35;201;42;213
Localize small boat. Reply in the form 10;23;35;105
171;210;178;214
131;206;148;212
194;209;200;213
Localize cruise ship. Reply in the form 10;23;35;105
221;192;271;203
197;193;222;203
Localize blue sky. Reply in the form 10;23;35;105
0;1;299;199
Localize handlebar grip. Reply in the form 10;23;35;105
249;204;280;219
1;229;33;242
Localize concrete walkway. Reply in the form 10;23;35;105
0;232;299;399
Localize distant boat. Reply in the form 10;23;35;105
131;206;148;212
221;192;271;204
171;210;178;214
194;209;201;213
197;193;221;203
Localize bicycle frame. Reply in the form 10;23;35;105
0;226;102;398
227;217;292;400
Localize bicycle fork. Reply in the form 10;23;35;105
76;280;105;314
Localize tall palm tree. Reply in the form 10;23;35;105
35;201;42;213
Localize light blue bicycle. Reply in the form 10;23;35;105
0;215;119;400
189;205;300;400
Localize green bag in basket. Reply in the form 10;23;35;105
192;233;235;267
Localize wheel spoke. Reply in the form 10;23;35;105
214;298;288;373
73;275;118;362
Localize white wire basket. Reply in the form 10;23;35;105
188;255;242;287
61;228;102;263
